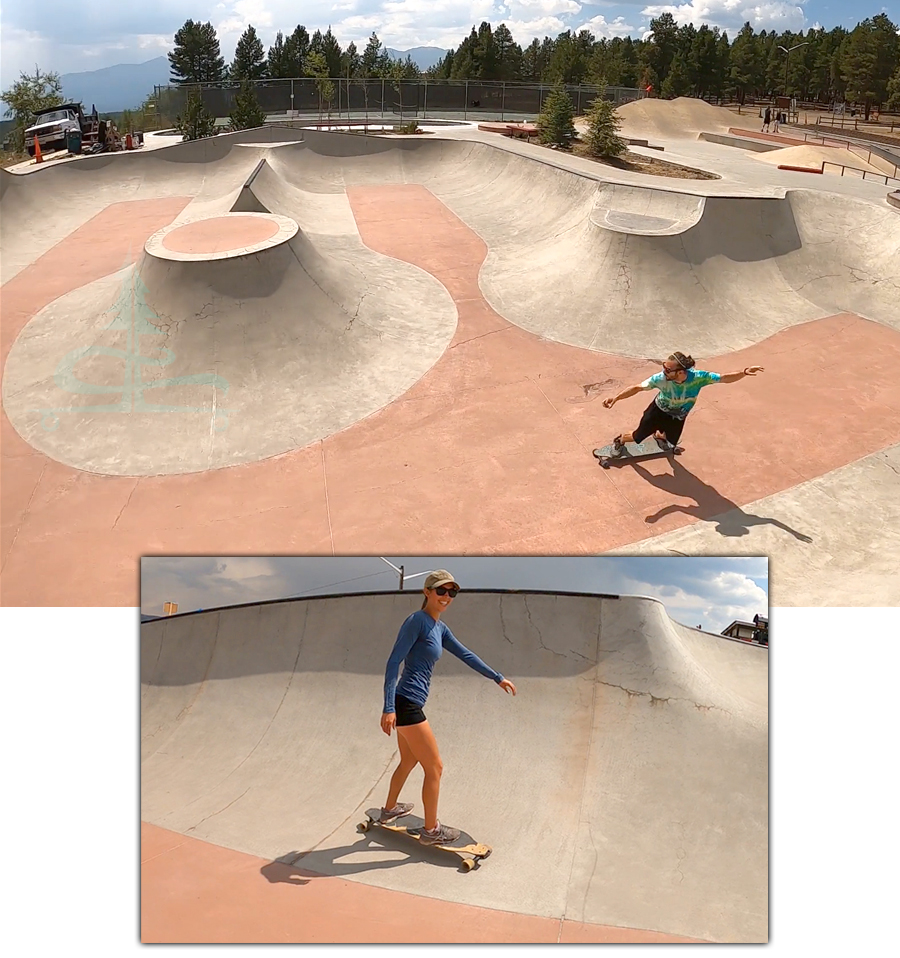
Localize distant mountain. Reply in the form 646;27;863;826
53;46;452;115
60;57;171;113
385;47;450;71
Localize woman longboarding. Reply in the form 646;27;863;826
379;570;516;844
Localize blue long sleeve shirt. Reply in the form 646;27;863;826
383;610;504;713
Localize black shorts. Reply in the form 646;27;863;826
633;400;686;445
395;694;427;727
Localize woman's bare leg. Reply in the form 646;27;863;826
384;727;418;810
396;721;443;830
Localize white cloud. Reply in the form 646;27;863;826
639;1;807;35
577;15;636;38
505;0;582;15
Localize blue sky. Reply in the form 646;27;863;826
140;555;768;632
1;2;891;89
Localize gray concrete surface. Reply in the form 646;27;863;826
607;445;900;606
141;590;768;942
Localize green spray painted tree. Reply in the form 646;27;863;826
537;82;576;148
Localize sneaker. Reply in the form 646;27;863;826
417;821;461;844
611;435;626;457
379;802;414;824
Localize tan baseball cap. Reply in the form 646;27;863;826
424;570;459;590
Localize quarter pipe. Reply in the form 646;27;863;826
141;590;768;942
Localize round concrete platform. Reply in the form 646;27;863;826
146;212;298;261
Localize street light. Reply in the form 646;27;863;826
777;42;809;99
379;557;433;590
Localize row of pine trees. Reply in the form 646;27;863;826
169;14;900;113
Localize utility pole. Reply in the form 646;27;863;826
379;558;432;590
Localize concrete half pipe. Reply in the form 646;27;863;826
141;590;768;942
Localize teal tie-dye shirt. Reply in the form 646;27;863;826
641;369;721;419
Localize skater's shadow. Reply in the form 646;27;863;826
630;458;813;542
261;831;463;884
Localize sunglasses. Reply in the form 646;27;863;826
663;366;684;379
433;586;459;597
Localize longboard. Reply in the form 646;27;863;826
593;437;684;469
358;808;492;871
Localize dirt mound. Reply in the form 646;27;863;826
753;144;884;175
608;97;761;140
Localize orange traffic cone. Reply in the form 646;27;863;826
33;136;43;163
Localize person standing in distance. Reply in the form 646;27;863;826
380;570;517;844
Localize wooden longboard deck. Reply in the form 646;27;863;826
593;438;683;468
359;808;491;871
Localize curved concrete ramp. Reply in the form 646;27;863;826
590;183;705;235
141;591;768;942
2;202;457;475
481;188;900;355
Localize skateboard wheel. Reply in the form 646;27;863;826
358;821;370;832
462;859;475;872
601;461;610;469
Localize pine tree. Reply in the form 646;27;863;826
231;25;267;82
322;27;344;77
267;32;291;79
661;52;692;98
175;91;217;141
583;93;626;158
285;26;311;77
537;83;576;148
362;33;384;78
841;14;899;118
304;51;334;121
229;78;267;130
168;20;226;84
494;23;522;81
342;41;361;78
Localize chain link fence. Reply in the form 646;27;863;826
153;78;645;126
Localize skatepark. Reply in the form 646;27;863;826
140;589;768;943
2;99;899;606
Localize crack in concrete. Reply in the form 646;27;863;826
598;679;730;714
523;595;569;659
187;785;252;830
111;480;139;530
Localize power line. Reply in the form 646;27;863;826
281;570;392;599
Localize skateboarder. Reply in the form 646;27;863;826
602;352;764;453
380;570;517;844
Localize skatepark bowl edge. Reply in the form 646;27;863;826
140;589;769;943
1;125;899;606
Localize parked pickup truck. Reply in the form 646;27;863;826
24;102;88;156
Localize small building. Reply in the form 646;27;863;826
722;616;768;645
722;620;757;641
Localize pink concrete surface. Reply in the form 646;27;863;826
728;127;839;147
140;822;707;943
3;187;900;605
161;215;279;253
